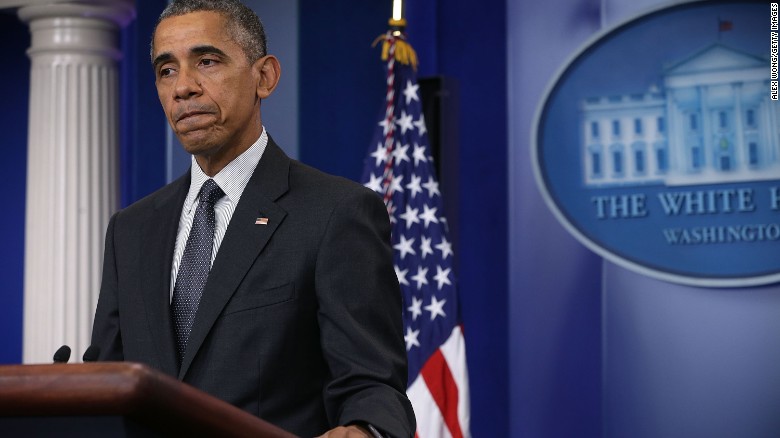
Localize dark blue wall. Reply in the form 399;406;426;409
298;0;386;181
436;3;508;436
120;0;168;206
1;12;30;364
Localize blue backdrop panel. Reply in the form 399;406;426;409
598;3;780;437
508;0;604;436
605;266;780;438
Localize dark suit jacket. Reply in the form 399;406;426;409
91;139;415;437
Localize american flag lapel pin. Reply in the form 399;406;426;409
254;217;269;225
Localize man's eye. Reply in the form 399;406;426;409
200;58;217;67
159;67;174;77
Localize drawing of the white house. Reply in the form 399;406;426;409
581;44;780;187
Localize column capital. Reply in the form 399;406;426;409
18;0;134;27
18;1;135;60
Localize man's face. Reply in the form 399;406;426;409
152;11;261;159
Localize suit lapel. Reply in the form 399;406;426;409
179;139;291;379
141;173;190;377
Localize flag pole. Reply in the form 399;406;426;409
372;0;418;209
373;0;418;70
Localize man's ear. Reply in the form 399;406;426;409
253;55;281;99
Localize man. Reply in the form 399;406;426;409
90;1;415;436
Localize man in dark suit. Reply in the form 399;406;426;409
90;1;415;436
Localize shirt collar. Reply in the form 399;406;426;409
183;128;268;212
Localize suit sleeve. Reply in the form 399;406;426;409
91;211;124;361
315;187;416;437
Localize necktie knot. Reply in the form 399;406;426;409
199;179;225;205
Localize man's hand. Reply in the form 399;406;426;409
316;424;371;438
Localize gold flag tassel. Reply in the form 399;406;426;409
372;18;418;70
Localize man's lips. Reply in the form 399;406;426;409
176;111;212;123
173;104;216;124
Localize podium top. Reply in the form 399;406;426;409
0;362;297;438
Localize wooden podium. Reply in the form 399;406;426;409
0;362;298;437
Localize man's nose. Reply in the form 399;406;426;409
174;67;202;99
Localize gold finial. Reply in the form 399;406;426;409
372;0;418;70
389;18;407;28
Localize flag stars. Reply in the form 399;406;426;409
435;237;453;260
411;266;429;290
361;67;467;400
399;205;420;229
395;110;414;135
420;205;439;228
413;114;427;136
370;142;388;166
422;177;440;198
402;80;420;105
404;326;420;350
392;142;410;165
425;295;447;320
412;143;428;167
407;296;423;321
388;174;404;195
394;265;409;286
406;174;423;199
364;173;383;193
433;265;452;290
419;236;434;259
393;235;416;260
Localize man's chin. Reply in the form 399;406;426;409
176;131;220;156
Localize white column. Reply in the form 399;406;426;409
19;1;134;363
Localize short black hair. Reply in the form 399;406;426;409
151;0;267;64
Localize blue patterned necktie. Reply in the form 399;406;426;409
172;179;225;361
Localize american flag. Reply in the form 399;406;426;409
361;31;471;438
